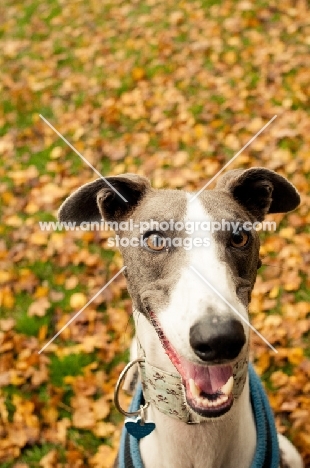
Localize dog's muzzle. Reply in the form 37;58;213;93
147;311;249;419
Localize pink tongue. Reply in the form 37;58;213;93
180;359;233;393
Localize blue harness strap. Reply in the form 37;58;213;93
119;383;145;468
249;364;280;468
119;364;280;468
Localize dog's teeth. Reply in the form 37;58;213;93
217;394;228;405
202;398;212;408
220;376;233;396
189;379;201;398
192;392;230;409
189;377;233;410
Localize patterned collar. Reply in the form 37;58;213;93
118;363;280;468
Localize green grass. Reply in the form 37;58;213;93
68;428;102;451
16;312;51;336
20;444;66;465
1;462;14;468
49;353;95;386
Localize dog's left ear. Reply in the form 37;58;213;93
216;168;300;221
58;173;151;224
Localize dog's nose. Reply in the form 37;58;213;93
189;317;246;361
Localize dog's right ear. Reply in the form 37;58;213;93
58;173;151;224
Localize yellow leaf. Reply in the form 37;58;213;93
287;348;304;365
56;315;71;340
38;324;48;341
10;371;25;386
255;352;270;374
132;67;145;81
42;406;58;424
269;286;279;299
29;232;48;246
54;272;66;285
268;393;284;411
4;215;23;227
279;227;295;239
0;288;15;309
24;202;40;214
223;50;237;64
70;292;87;309
1;191;14;204
63;376;76;384
34;286;49;298
0;271;13;283
197;137;210;151
50;146;63;159
194;124;205;139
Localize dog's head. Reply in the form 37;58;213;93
59;168;300;418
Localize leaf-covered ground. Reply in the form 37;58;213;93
0;0;309;466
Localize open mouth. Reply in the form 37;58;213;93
180;359;234;417
149;312;234;418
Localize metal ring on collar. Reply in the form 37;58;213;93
114;357;149;417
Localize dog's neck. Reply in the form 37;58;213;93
135;313;257;468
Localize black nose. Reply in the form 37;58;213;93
189;317;246;361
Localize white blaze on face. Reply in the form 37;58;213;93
158;195;249;361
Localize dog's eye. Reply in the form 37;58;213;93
144;233;166;251
230;231;249;248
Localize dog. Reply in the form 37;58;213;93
58;167;303;468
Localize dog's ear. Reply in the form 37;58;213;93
216;168;300;221
58;173;151;224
